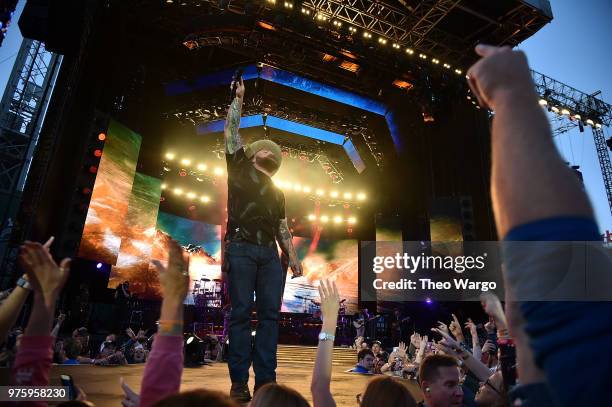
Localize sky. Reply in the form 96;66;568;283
1;0;611;232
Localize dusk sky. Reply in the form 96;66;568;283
1;0;611;232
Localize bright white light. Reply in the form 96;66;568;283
165;152;175;160
173;188;183;195
161;184;167;190
181;158;191;166
330;191;339;198
320;216;329;223
551;107;560;113
200;196;210;203
316;189;325;196
186;192;196;199
595;123;602;129
343;192;352;200
538;99;548;106
574;114;581;120
348;217;357;224
561;109;570;115
333;216;342;224
586;119;594;126
303;186;312;193
214;167;224;175
308;214;316;221
357;192;366;201
197;163;207;171
405;48;414;55
293;184;302;192
454;69;462;75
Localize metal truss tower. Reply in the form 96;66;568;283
531;70;612;215
0;38;62;276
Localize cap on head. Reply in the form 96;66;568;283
244;139;282;167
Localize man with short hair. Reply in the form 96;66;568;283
223;77;303;402
352;349;375;373
418;354;463;407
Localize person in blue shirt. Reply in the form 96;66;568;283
352;349;375;374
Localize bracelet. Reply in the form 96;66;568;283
16;275;32;291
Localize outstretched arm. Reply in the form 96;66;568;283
224;78;245;154
277;219;303;278
311;280;338;407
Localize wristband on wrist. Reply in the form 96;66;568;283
158;319;183;335
16;275;32;291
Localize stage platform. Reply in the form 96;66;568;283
2;345;423;406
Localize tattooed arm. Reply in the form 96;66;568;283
277;219;303;277
224;78;245;154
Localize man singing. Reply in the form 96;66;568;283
223;77;303;402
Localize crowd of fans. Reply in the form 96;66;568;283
1;44;611;407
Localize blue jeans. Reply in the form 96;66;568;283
226;241;285;384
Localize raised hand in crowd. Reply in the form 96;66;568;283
152;239;190;329
410;332;421;348
0;236;56;343
397;341;408;361
480;292;507;331
435;321;449;336
432;327;491;382
481;340;495;356
449;313;465;343
465;318;481;360
311;279;339;407
120;377;141;407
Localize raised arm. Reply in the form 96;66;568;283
311;279;338;407
224;78;245;154
277;218;303;278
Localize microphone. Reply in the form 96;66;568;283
230;69;244;100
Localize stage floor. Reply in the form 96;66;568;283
3;346;424;406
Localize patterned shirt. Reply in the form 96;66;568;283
225;147;285;247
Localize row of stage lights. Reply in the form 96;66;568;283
537;99;603;129
165;152;367;202
164;153;225;176
272;179;366;202
161;183;213;203
265;0;464;76
307;214;357;225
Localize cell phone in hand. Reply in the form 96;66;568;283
393;347;399;353
60;374;76;400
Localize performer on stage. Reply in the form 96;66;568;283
223;76;303;402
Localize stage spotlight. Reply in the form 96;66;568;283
197;163;207;171
405;48;414;55
432;58;439;64
301;7;310;15
320;216;329;223
363;32;372;39
98;133;107;141
596;123;602;129
419;53;427;59
586;119;594;126
378;37;387;45
96;263;103;269
316;189;325;196
181;158;191;166
348;26;357;33
443;63;451;69
538;99;548;106
308;214;316;221
165;152;175;160
284;1;293;8
343;192;352;200
551;107;560;114
174;188;183;195
333;216;342;224
303;186;311;193
392;43;400;49
214;167;224;175
186;192;196;199
251;330;256;337
161;183;167;190
184;334;205;367
425;297;433;304
330;191;339;198
574;114;581;120
293;184;302;192
93;149;103;158
454;69;462;75
561;109;570;116
200;196;210;203
348;217;356;224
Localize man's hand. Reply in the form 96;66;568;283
233;77;245;100
466;44;536;111
397;341;407;360
480;292;507;329
152;239;190;305
436;321;450;336
318;279;339;330
18;241;70;309
410;332;421;348
289;258;303;278
481;339;496;355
